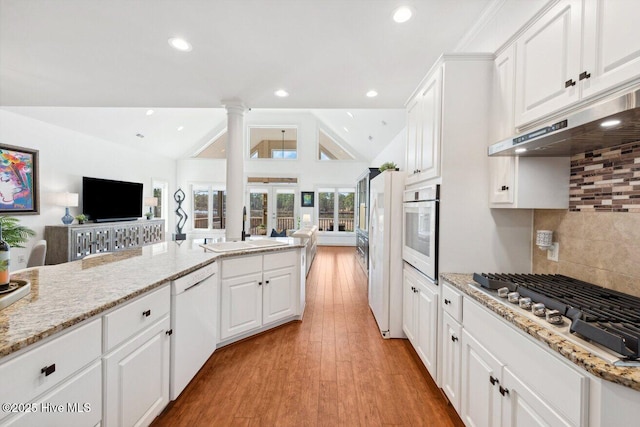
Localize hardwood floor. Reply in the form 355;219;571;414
152;246;463;426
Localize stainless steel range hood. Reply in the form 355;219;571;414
488;88;640;156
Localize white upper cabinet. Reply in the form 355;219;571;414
514;0;583;128
581;0;640;98
406;68;442;185
514;0;640;128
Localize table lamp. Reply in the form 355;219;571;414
56;192;79;225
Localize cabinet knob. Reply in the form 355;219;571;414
500;185;509;191
565;79;576;88
489;376;499;386
451;335;458;343
444;299;451;305
166;329;173;336
265;280;270;284
579;71;591;81
414;288;419;294
499;385;510;396
142;309;151;317
258;281;263;286
41;364;56;377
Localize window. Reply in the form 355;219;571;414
192;184;226;230
317;187;355;232
318;129;355;160
249;127;297;159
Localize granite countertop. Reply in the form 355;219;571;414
0;238;303;359
441;273;640;392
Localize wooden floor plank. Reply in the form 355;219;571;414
152;247;463;427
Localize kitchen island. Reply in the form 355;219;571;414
0;237;305;427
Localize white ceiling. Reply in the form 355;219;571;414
0;0;493;160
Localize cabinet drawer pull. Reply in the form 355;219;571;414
41;364;56;377
451;335;458;342
565;79;576;88
489;376;499;386
142;309;151;317
579;71;591;81
499;385;509;396
444;299;451;305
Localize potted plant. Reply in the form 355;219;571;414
257;224;266;235
379;161;398;172
75;214;88;224
145;211;154;220
0;216;35;248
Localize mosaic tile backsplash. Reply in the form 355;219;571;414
570;140;640;212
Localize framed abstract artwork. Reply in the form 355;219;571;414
0;144;39;214
301;191;314;207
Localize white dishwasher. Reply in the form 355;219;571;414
170;262;218;400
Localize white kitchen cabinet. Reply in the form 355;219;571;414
406;68;442;185
489;156;570;209
581;0;640;98
514;0;583;127
3;361;102;427
440;311;462;411
460;330;503;427
103;316;170;427
103;285;171;427
402;264;438;379
219;250;299;343
501;366;573;427
514;0;640;128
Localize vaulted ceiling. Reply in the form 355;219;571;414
0;0;493;160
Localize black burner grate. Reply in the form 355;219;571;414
473;273;640;360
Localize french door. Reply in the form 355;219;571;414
247;186;297;236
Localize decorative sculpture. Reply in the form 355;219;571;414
173;188;187;241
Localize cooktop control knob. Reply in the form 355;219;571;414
545;309;563;325
497;287;509;298
518;297;532;310
532;303;546;317
507;292;520;304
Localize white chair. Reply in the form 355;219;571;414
26;240;47;268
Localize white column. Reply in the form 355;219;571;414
223;100;246;240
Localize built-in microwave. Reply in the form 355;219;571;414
402;185;439;282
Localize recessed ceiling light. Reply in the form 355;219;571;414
274;89;289;97
343;127;350;133
346;112;354;118
600;119;621;128
136;133;145;138
177;126;184;131
168;37;192;52
515;148;527;153
366;90;378;98
146;109;154;116
393;6;413;23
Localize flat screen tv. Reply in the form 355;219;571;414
82;176;143;222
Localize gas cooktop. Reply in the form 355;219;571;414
472;273;640;362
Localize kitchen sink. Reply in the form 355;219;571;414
202;239;289;253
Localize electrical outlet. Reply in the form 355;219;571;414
547;243;559;262
17;255;26;264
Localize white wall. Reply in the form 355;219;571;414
370;128;406;171
177;111;371;246
0;109;176;268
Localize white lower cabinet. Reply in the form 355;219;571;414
461;330;503;427
102;285;171;427
402;264;438;379
3;361;102;427
458;292;588;427
103;316;170;427
220;250;299;343
441;312;462;411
